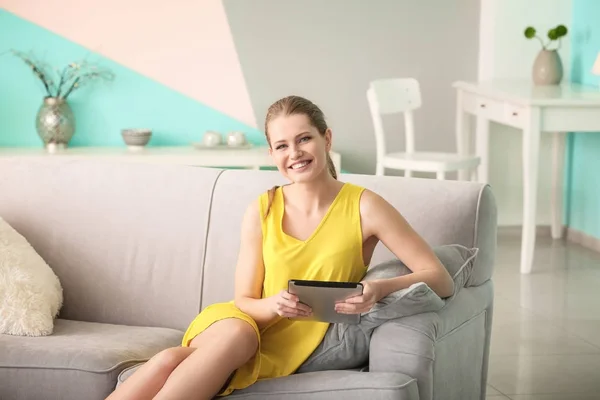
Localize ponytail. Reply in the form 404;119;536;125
326;152;337;180
264;185;279;220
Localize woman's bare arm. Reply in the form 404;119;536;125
232;200;279;330
360;189;455;299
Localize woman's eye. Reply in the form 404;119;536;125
276;144;287;150
299;136;310;143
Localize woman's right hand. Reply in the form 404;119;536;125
271;290;312;318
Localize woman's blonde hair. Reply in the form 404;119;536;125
263;95;337;218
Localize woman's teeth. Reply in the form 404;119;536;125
291;160;311;169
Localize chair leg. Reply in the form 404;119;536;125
376;163;384;176
436;171;445;180
404;170;413;178
470;167;478;182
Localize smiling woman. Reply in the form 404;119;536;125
107;95;453;400
262;96;339;218
266;97;338;178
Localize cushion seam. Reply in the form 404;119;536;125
197;168;226;316
381;350;434;361
473;184;486;250
436;309;486;342
229;378;418;398
0;358;150;374
385;321;435;341
471;184;491;286
117;362;145;382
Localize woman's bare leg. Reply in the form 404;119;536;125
105;346;196;400
154;318;258;400
105;318;257;400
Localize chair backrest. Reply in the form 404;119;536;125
367;78;422;156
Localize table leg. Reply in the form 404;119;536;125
521;108;541;274
551;132;566;239
475;116;490;184
455;91;471;181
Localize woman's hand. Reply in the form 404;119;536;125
335;281;383;314
270;290;312;318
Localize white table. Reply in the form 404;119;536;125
0;145;343;176
453;79;600;274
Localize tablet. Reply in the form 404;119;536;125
288;279;363;325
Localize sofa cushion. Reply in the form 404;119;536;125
0;159;223;330
118;367;418;400
0;318;183;400
297;245;478;373
0;215;63;336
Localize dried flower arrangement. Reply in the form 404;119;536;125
10;49;115;99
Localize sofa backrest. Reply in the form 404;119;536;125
0;158;220;331
201;169;497;308
0;159;497;331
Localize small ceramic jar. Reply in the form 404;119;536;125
202;131;222;147
226;131;247;147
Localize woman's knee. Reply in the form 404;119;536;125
224;319;258;353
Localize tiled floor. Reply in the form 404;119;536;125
486;229;600;399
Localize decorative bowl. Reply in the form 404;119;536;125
122;129;152;147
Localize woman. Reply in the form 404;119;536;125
107;96;454;400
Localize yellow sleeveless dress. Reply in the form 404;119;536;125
181;182;367;396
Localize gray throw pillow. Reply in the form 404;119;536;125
296;244;479;373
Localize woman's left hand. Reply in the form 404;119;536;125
335;281;382;314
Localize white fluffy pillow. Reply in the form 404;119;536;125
0;216;63;336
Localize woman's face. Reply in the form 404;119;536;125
267;113;331;183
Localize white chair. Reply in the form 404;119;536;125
367;78;480;180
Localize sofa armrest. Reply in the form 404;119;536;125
369;282;494;400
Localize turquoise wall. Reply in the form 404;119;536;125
0;10;264;148
567;0;600;238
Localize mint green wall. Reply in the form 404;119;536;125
0;10;264;148
566;0;600;238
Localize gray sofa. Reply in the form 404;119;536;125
0;158;497;400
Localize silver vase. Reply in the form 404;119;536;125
36;97;75;149
532;49;563;85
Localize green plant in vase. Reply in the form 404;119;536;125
524;25;568;85
10;49;115;151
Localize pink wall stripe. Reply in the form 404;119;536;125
3;0;257;128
